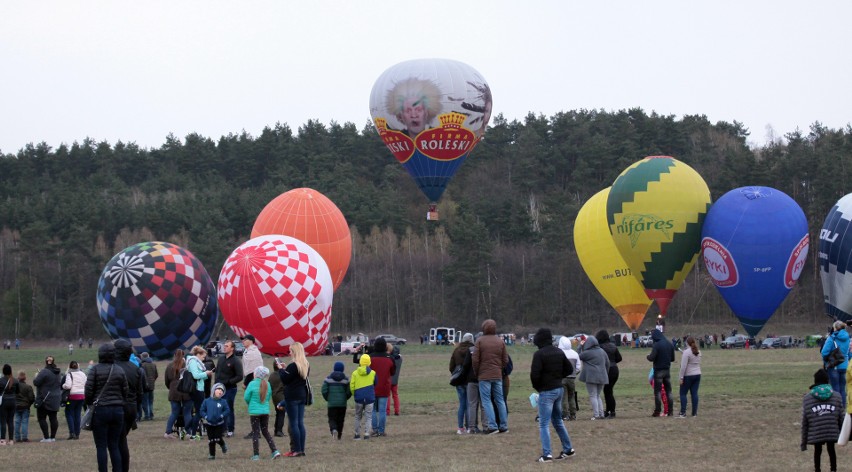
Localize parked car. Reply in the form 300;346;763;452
376;334;407;345
761;337;781;349
720;335;748;349
205;340;245;357
638;335;653;348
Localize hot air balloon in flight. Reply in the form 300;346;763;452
575;188;652;330
217;235;333;356
251;188;351;291
606;156;712;316
369;58;492;220
820;193;852;322
701;187;809;336
96;241;218;360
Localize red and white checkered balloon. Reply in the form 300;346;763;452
217;235;333;356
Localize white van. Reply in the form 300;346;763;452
430;327;458;345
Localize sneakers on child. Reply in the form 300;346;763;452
331;429;338;439
208;455;215;460
457;427;466;435
272;450;281;459
555;449;576;460
221;443;228;454
537;455;553;463
353;434;361;440
678;413;687;418
250;455;260;461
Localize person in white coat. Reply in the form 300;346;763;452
557;337;581;421
62;361;87;439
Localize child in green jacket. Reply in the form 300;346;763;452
321;361;351;440
243;366;280;461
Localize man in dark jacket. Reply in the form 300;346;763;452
646;328;675;417
138;352;158;421
530;328;575;462
113;339;144;472
33;355;62;442
215;340;243;437
473;319;509;434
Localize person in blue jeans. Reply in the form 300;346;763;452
821;320;850;409
530;328;575;463
277;342;310;456
14;371;34;442
472;319;509;434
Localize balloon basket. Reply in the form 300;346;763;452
426;204;439;221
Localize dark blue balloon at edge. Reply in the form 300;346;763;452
819;193;852;322
701;187;809;337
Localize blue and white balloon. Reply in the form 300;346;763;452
819;193;852;322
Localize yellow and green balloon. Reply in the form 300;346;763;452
575;187;652;330
605;156;712;316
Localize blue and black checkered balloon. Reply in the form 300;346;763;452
96;241;218;360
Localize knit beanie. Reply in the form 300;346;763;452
254;366;270;380
334;361;345;372
212;382;225;394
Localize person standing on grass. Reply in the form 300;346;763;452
241;335;263;387
578;335;609;420
557;336;581;421
678;336;702;418
350;353;376;440
646;328;675;417
450;333;474;434
269;361;287;438
85;343;128;472
62;360;87;439
113;339;144;471
0;364;18;445
186;345;213;441
244;366;281;461
200;383;230;460
386;343;402;416
138;352;158;421
14;370;34;442
277;342;310;456
33;355;62;442
164;349;192;440
801;368;842;472
595;330;622;419
369;337;396;437
321;361;351;440
473;319;509;434
821;320;849;409
530;328;575;463
215;340;243;438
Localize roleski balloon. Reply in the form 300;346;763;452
96;241;218;360
369;58;492;220
701;187;809;336
606;156;712;316
820;193;852;322
251;188;351;291
217;235;333;356
575;187;652;330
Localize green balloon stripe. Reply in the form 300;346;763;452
640;204;709;287
606;158;676;227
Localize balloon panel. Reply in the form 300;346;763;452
217;235;333;356
96;241;218;360
820;193;852;322
701;187;809;336
574;187;651;330
251;188;351;291
606;156;711;314
369;58;492;203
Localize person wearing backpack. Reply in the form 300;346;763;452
164;349;192;439
186;345;214;441
821;320;850;409
139;352;158;421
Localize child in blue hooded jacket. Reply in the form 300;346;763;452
200;383;230;460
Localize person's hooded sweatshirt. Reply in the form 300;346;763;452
821;328;851;371
113;338;144;411
369;337;396;398
801;374;843;448
578;336;610;385
530;328;572;392
646;329;675;371
557;337;581;378
350;354;376;405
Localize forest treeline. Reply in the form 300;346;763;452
1;109;850;340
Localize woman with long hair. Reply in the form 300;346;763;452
0;364;18;445
85;343;128;472
278;342;310;457
164;349;192;439
62;360;87;439
678;336;702;417
244;365;280;460
186;345;213;440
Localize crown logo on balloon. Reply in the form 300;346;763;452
374;118;388;132
438;112;467;128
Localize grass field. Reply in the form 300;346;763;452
0;342;838;471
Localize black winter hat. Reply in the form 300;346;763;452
533;328;553;348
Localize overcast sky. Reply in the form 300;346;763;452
2;1;850;154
